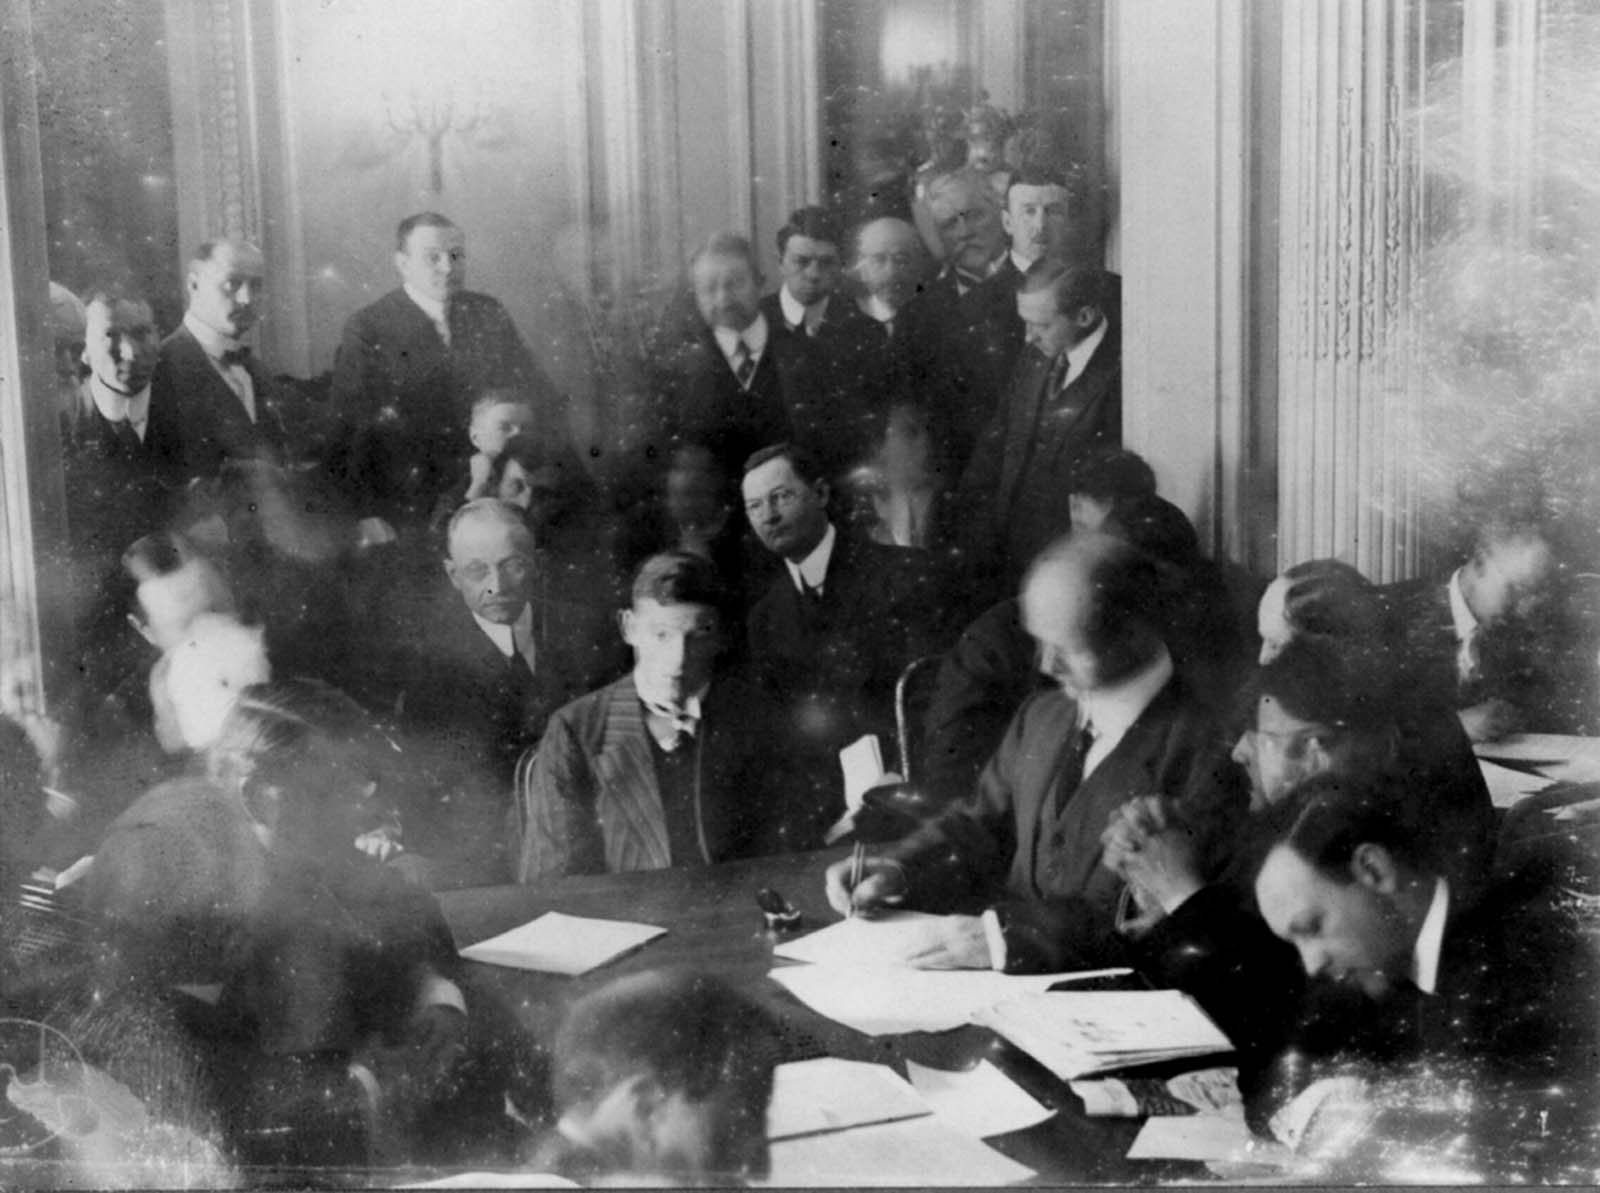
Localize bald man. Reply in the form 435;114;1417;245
151;239;289;481
828;533;1247;974
854;217;926;331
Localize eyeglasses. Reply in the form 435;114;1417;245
743;487;805;517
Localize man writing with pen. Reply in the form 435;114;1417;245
824;532;1249;971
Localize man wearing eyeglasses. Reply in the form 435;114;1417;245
740;442;953;817
386;499;593;886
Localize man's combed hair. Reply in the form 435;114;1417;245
689;231;761;278
1278;558;1384;646
1256;771;1426;883
631;550;727;613
1069;448;1156;503
552;969;780;1109
1018;257;1109;316
741;440;826;487
1254;637;1395;736
445;497;533;551
396;211;458;250
776;206;843;256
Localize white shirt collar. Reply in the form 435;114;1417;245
1077;645;1174;779
860;294;899;325
1009;248;1037;274
89;374;151;438
1410;876;1450;995
471;603;533;661
404;283;449;326
713;313;769;366
778;287;827;334
944;257;1002;296
636;678;707;720
183;310;244;357
1061;317;1110;389
1447;566;1479;644
785;521;837;595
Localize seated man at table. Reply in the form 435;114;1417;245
527;969;780;1184
1249;771;1600;1140
827;532;1248;972
515;551;805;881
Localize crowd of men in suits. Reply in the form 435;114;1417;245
11;163;1600;1179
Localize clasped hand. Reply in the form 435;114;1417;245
1100;795;1203;916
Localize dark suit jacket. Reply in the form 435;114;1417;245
391;591;598;874
328;287;562;523
884;676;1250;973
151;325;288;481
959;322;1123;581
62;383;186;547
758;291;892;475
515;674;803;880
745;529;956;772
647;315;805;481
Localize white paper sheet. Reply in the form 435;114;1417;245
1127;1114;1291;1164
759;1116;1037;1186
904;1059;1055;1138
766;1058;930;1140
977;990;1232;1079
772;910;948;968
1478;758;1556;809
769;964;1122;1036
458;911;665;975
1474;732;1600;766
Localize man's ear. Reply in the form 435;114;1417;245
813;478;831;508
1073;305;1100;330
1349;842;1400;896
618;608;637;646
393;250;408;279
1001;208;1016;240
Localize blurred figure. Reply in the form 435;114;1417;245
1382;518;1566;742
47;281;87;427
515;551;802;880
1257;559;1384;665
853;216;926;332
153;613;270;756
84;679;542;1168
529;969;780;1184
1066;446;1156;533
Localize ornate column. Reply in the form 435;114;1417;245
0;0;70;715
1275;0;1423;580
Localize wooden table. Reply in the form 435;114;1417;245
439;848;1198;1185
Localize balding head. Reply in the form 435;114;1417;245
445;499;536;625
854;217;924;313
1020;533;1166;697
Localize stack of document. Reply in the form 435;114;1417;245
975;989;1232;1080
459;912;665;975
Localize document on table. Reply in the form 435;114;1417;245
769;964;1126;1036
760;1116;1037;1186
398;1174;579;1189
458;911;665;975
767;1058;930;1140
976;989;1233;1079
904;1059;1055;1138
772;910;948;968
1478;758;1556;809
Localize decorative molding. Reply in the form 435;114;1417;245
771;0;821;206
724;0;755;233
1275;0;1421;581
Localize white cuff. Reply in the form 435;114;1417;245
414;972;467;1018
347;1061;381;1115
981;908;1008;972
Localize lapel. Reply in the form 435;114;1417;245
594;677;674;870
1037;329;1121;473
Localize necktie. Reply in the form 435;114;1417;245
644;700;699;752
731;340;755;388
433;312;452;348
507;633;533;691
218;345;251;368
1060;721;1096;797
799;577;824;606
1045;349;1072;394
112;419;143;454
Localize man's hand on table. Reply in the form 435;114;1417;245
902;915;993;969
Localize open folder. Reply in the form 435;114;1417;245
975;989;1232;1079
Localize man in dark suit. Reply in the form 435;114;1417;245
63;289;183;563
757;207;885;474
649;232;817;482
1251;772;1600;1137
328;212;563;536
515;551;805;881
390;499;597;885
741;442;953;806
960;259;1121;585
897;168;1011;472
151;239;289;481
827;532;1248;974
1381;519;1570;742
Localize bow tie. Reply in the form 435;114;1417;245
643;699;699;743
217;346;251;368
